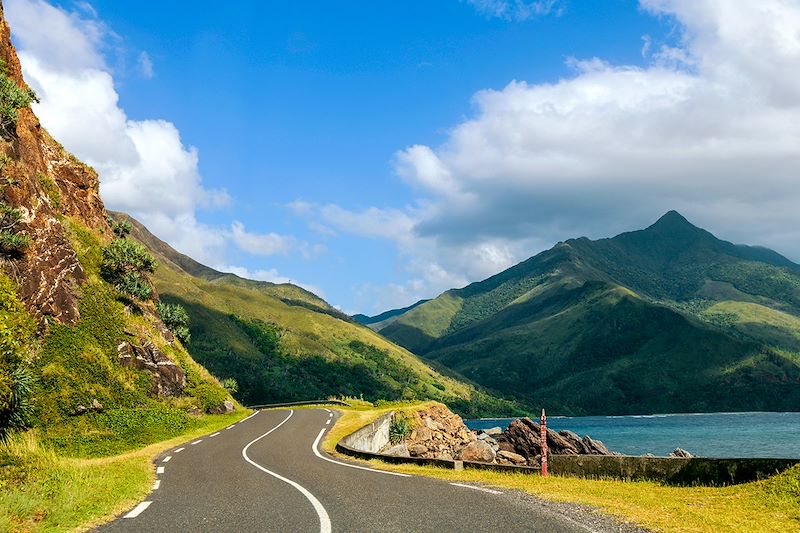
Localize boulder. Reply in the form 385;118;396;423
458;440;496;463
383;444;410;458
496;450;527;465
91;398;104;411
582;436;610;455
496;417;617;464
484;426;503;436
117;341;186;397
669;448;694;458
408;443;429;457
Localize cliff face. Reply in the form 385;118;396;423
0;4;110;325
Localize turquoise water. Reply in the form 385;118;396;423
465;412;800;458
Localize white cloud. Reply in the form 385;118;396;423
466;0;562;21
218;265;325;298
137;51;154;79
299;0;800;312
7;0;321;292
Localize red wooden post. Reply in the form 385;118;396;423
540;408;548;477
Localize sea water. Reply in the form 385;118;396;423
465;411;800;458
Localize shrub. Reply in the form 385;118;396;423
107;216;132;238
0;275;35;439
0;201;29;255
389;416;412;444
156;302;190;343
0;60;38;138
0;366;33;439
100;238;157;300
220;377;238;394
36;173;60;208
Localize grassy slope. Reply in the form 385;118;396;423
323;403;800;533
116;213;515;417
379;212;800;415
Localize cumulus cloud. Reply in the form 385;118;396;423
7;0;320;293
301;0;800;312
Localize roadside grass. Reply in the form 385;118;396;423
0;410;249;533
324;403;800;533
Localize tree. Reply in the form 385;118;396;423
0;201;29;256
0;60;38;139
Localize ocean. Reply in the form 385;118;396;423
465;411;800;458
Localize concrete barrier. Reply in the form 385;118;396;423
339;412;394;453
334;414;799;486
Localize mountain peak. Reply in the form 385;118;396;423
649;210;696;231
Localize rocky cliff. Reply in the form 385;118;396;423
0;3;109;325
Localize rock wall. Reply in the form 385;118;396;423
0;4;110;325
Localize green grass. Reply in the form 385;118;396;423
324;403;800;533
0;410;249;532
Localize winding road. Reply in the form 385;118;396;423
98;409;636;532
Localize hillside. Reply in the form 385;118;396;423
353;298;430;330
113;213;516;417
0;1;237;460
378;211;800;415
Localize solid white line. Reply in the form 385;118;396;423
242;411;332;533
450;483;503;495
174;447;185;453
210;432;220;437
312;428;411;478
191;439;202;445
325;419;331;425
226;425;236;430
323;408;331;413
243;411;259;422
162;456;172;463
124;501;152;518
152;479;161;490
156;466;165;474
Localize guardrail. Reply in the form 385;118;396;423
246;399;350;409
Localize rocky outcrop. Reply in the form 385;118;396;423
495;418;616;465
117;341;186;397
457;440;496;463
396;404;477;461
669;448;694;458
0;6;110;326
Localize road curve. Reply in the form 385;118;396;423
97;409;635;532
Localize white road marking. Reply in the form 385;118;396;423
312;428;411;478
156;466;165;474
323;408;331;413
210;432;220;437
243;411;259;421
152;479;161;490
450;483;503;495
162;456;172;463
174;447;185;453
124;501;152;518
242;411;332;533
191;439;202;445
325;419;331;425
226;425;236;430
328;413;332;418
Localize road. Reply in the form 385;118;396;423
98;408;636;532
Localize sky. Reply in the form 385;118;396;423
6;0;800;314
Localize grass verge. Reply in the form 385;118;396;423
0;409;249;532
323;402;800;533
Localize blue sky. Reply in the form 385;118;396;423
8;1;800;313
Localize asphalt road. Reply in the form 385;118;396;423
98;408;636;533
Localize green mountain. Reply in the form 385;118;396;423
353;298;430;330
377;211;800;415
113;213;515;417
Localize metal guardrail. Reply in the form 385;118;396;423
245;399;350;409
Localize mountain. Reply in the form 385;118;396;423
377;211;800;415
112;213;516;417
353;298;430;330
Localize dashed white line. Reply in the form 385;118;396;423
162;456;172;463
152;479;161;490
243;411;259;422
325;419;331;425
226;424;236;430
312;428;411;477
124;501;152;518
323;408;331;413
174;447;185;453
191;439;202;445
210;432;220;437
449;483;503;495
156;466;165;474
242;410;332;533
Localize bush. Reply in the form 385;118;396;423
0;201;29;255
107;217;132;238
100;238;157;300
389;416;411;444
0;366;33;439
220;377;238;394
0;275;35;439
156;302;190;343
0;60;38;138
